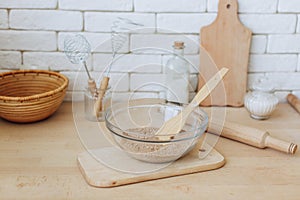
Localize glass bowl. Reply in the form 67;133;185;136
105;103;208;163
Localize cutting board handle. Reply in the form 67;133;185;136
217;0;238;18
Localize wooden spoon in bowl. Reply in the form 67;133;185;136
155;67;229;140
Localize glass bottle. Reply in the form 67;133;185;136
164;41;190;105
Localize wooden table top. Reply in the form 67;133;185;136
1;102;299;199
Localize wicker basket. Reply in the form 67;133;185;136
0;70;69;123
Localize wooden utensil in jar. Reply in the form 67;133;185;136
94;76;110;118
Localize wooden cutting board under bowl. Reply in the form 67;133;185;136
77;125;225;188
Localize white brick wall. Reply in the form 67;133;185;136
0;0;57;9
131;74;197;94
130;74;165;92
157;13;216;33
247;73;265;90
248;72;300;93
111;92;159;103
157;13;297;34
278;0;300;13
298;55;300;71
268;35;300;53
275;91;291;103
134;0;206;13
0;51;21;69
239;14;297;34
251;35;267;54
131;34;199;54
0;0;300;103
23;52;92;71
59;0;133;11
58;32;129;53
265;73;300;90
189;74;198;92
0;30;56;51
184;55;200;73
0;10;8;29
297;15;300;33
10;10;83;31
104;73;129;92
84;13;155;32
162;55;199;73
62;71;129;92
208;0;278;13
93;54;162;73
249;54;298;72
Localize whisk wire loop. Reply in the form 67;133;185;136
106;17;144;75
64;34;91;65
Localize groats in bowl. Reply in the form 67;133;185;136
0;70;69;123
105;103;208;163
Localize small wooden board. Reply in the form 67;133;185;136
77;144;225;188
198;0;252;107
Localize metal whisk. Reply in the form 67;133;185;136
64;34;97;94
105;17;144;75
94;17;143;117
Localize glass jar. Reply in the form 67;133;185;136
164;41;190;105
244;81;278;120
84;87;111;121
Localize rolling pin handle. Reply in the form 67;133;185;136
265;135;298;154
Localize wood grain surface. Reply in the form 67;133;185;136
78;143;225;188
198;0;252;107
0;102;300;199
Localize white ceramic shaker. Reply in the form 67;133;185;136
244;78;279;120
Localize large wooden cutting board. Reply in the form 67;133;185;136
198;0;252;107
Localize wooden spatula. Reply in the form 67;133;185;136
155;68;229;140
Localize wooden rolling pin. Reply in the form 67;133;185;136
287;94;300;114
207;120;298;154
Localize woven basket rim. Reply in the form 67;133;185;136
0;69;69;102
